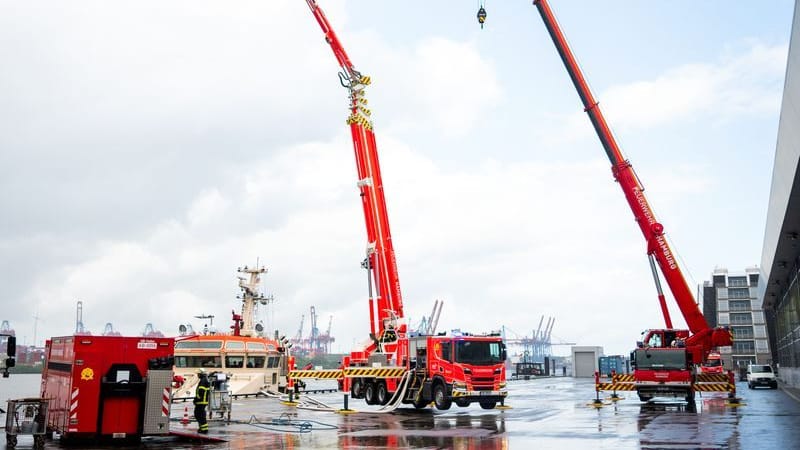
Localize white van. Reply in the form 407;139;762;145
746;364;777;389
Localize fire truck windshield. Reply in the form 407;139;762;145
454;340;504;366
705;358;722;367
634;349;687;370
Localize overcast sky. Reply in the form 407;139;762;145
0;1;794;358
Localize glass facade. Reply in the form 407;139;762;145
758;0;800;390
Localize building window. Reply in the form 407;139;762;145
728;288;750;299
728;276;747;287
718;300;729;312
749;274;759;285
732;341;755;354
730;313;752;325
755;340;769;352
729;300;751;311
731;326;754;339
754;325;767;339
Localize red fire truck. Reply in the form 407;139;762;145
40;335;175;442
528;0;735;402
295;0;508;409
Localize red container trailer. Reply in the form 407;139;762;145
40;335;175;443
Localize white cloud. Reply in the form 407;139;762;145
540;43;787;145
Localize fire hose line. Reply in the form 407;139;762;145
225;413;338;434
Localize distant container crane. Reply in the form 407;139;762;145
75;300;91;335
504;316;575;363
290;307;336;356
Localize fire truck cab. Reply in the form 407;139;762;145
404;333;507;410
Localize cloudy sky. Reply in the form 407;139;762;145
0;1;794;358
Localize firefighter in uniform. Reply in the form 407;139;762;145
194;369;210;434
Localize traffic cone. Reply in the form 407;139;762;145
181;405;189;426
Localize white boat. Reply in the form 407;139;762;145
171;265;289;399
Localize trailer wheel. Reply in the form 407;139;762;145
376;381;389;405
364;382;377;405
433;383;452;410
479;400;496;409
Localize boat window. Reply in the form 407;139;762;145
267;356;282;369
247;356;266;368
174;355;222;368
225;355;245;368
175;340;223;350
226;341;245;350
247;342;266;351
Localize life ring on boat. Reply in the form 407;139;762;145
172;375;185;389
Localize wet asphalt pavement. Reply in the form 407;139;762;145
6;376;800;449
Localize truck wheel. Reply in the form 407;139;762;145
638;394;652;402
7;435;17;448
377;381;389;405
454;398;469;407
364;382;377;405
479;400;496;409
685;390;695;403
350;379;363;399
413;396;428;409
34;435;44;449
433;383;452;410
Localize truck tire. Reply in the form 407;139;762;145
413;394;429;409
479;400;496;409
685;389;695;403
351;379;363;399
433;383;452;410
364;382;377;405
377;381;389;405
454;398;469;407
638;393;652;402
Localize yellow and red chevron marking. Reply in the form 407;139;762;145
696;373;729;383
597;383;637;391
344;367;407;378
613;374;635;383
693;383;734;392
288;369;343;380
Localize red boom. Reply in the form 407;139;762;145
304;1;404;347
532;0;731;354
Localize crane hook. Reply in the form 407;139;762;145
477;6;487;29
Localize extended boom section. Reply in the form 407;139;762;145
532;0;735;404
305;0;403;348
295;1;507;411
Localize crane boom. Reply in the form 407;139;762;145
304;0;404;349
531;0;731;357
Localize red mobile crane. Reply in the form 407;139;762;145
530;0;734;402
299;0;507;410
